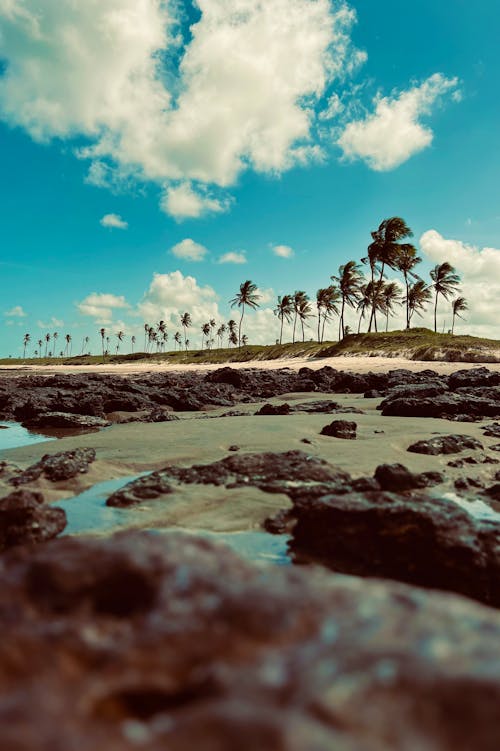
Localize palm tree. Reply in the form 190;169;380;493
356;283;372;334
430;262;461;332
274;295;294;344
116;331;125;354
44;333;51;357
64;334;72;356
395;244;421;328
317;285;340;342
218;323;227;349
202;322;211;349
297;295;313;342
290;291;307;343
53;332;58;355
100;328;106;360
174;331;182;350
229;331;238;347
131;335;136;353
143;323;150;352
157;320;167;348
37;339;43;358
331;261;363;339
81;335;90;355
227;319;237;347
180;313;192;349
451;296;468;335
230;280;261;346
185;339;190;352
161;331;168;352
381;281;402;332
405;280;432;327
241;334;249;346
366;217;413;331
22;333;30;360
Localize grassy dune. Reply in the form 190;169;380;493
2;329;499;367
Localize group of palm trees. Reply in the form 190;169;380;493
19;217;469;360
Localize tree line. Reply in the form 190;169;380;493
19;217;468;359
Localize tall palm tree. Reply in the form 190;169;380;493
229;331;238;347
291;291;307;343
185;339;190;352
100;328;106;360
37;339;43;358
174;331;182;350
218;323;227;349
64;334;72;356
53;332;58;355
331;261;363;339
230;280;261;346
22;333;31;360
44;333;51;357
143;323;150;352
227;319;237;347
451;296;468;335
297;296;313;342
381;281;402;332
81;335;90;355
366;217;413;331
395;244;421;328
180;312;192;349
116;331;125;354
356;283;372;334
317;285;340;342
405;280;432;327
274;295;294;344
130;335;136;353
430;262;461;332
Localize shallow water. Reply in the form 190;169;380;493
0;421;55;451
57;474;291;565
439;491;500;522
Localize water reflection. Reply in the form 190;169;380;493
0;421;55;451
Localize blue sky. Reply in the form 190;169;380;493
1;0;499;356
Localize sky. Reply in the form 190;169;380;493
1;0;499;356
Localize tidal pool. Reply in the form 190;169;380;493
0;421;55;451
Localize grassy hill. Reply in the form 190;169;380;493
1;330;499;367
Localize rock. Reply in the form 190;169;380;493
320;420;357;440
0;532;499;750
0;489;66;550
292;400;364;415
146;409;180;423
24;412;111;430
448;455;499;467
484;483;500;500
10;448;96;485
374;463;444;492
289;490;500;608
255;403;291;416
407;435;483;456
448;367;500;390
380;393;500;420
483;423;500;438
490;444;500;452
228;445;240;452
454;477;485;491
205;366;243;388
106;473;173;508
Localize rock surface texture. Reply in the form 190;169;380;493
0;489;66;551
0;532;499;751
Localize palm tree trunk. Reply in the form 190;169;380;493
451;312;455;335
238;306;245;347
317;312;321;343
404;273;410;329
434;292;439;333
386;311;389;332
357;310;363;334
339;298;345;339
321;314;327;343
301;319;305;342
292;312;297;344
280;316;284;345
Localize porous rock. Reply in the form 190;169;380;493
320;420;357;440
407;435;483;456
0;489;66;550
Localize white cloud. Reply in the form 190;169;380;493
0;0;364;215
161;183;230;220
338;74;459;170
170;238;208;262
420;230;500;338
137;271;220;332
77;292;130;324
255;287;275;305
272;244;295;258
218;252;247;264
100;213;128;229
37;317;64;329
4;305;27;317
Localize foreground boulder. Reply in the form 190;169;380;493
289;490;500;608
0;489;66;550
374;463;444;491
0;532;499;751
320;420;357;440
407;435;483;455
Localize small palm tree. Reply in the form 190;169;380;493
202;322;211;349
291;291;307;343
65;334;72;356
405;280;432;327
174;331;182;350
37;339;43;358
116;331;125;354
81;335;89;355
185;338;190;351
53;332;58;354
227;319;237;347
22;333;31;360
317;285;340;342
297;295;313;342
218;323;227;349
143;323;150;352
395;244;421;328
382;281;402;332
100;328;106;360
451;296;468;335
331;261;363;339
180;312;192;349
44;333;51;358
230;280;261;346
229;331;238;347
430;262;461;332
241;334;249;346
130;335;136;353
274;295;294;344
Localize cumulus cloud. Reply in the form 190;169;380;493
272;244;295;258
37;317;64;329
137;271;220;332
218;252;247;264
161;183;230;220
0;0;365;216
170;238;208;262
100;213;128;229
77;292;130;323
4;305;27;317
420;230;500;338
338;74;459;170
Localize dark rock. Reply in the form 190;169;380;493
289;490;500;607
10;448;96;485
0;490;66;550
407;435;483;456
374;463;444;492
490;444;500;452
292;400;364;415
448;455;499;468
205;367;243;388
0;533;499;750
484;483;500;500
106;473;173;508
454;477;485;491
483;423;500;438
24;412;111;430
228;445;240;452
146;408;180;423
320;420;357;440
255;403;291;416
448;367;500;390
380;392;500;420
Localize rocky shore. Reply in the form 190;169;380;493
0;364;499;749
